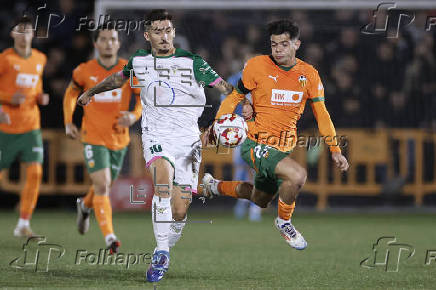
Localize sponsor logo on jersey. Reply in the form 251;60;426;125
89;76;98;82
298;75;307;88
13;64;20;71
271;89;303;105
36;64;42;73
94;88;122;102
88;160;95;168
16;73;38;88
318;82;323;91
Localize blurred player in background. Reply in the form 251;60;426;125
77;9;233;282
203;20;349;250
63;24;141;253
220;59;262;222
0;16;48;237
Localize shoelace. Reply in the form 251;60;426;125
282;223;297;238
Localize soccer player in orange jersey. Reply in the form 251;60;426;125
0;16;49;237
63;24;141;253
202;20;349;250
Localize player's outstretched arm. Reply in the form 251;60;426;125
310;101;349;171
63;81;82;139
77;71;127;106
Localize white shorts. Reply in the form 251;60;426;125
142;133;202;194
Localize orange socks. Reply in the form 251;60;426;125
278;198;295;221
20;163;42;220
217;181;242;198
93;195;114;237
83;186;95;209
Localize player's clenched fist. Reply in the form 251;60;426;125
10;91;26;106
77;91;93;106
65;123;79;139
37;93;49;106
0;109;11;124
116;111;136;128
332;152;349;172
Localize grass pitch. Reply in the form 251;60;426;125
0;210;435;289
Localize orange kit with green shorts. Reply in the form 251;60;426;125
63;58;141;177
216;55;341;194
0;48;46;168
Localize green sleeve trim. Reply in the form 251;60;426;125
311;97;325;103
193;55;220;87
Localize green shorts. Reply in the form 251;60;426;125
240;138;291;195
83;143;127;180
0;129;43;169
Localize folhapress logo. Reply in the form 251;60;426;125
360;236;415;272
9;236;65;272
362;2;436;38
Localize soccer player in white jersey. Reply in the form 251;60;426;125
77;10;233;282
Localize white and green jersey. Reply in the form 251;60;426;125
122;48;221;138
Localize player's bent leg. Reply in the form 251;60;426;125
14;162;42;238
202;173;253;200
147;158;174;282
90;168;120;253
275;156;307;204
274;156;308;250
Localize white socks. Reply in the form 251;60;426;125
168;215;187;248
105;233;117;246
17;218;30;228
152;195;172;252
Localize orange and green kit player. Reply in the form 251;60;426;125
202;19;349;250
63;27;141;253
0;16;49;238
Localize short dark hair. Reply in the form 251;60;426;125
11;15;33;31
93;22;117;42
145;9;173;30
267;20;300;40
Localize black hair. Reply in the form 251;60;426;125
267;20;300;40
11;15;33;31
93;22;117;42
145;9;173;30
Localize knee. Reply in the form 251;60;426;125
94;180;110;195
295;167;307;188
251;196;269;208
285;167;307;189
172;208;187;221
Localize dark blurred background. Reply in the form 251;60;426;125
1;0;436;210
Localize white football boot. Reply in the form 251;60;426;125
275;217;307;250
201;173;221;199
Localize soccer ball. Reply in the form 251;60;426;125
213;114;248;147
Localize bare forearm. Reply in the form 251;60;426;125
88;71;126;95
213;79;233;95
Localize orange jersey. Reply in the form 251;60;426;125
64;58;141;150
217;55;340;153
0;48;46;134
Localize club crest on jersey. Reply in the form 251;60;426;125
298;75;307;88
